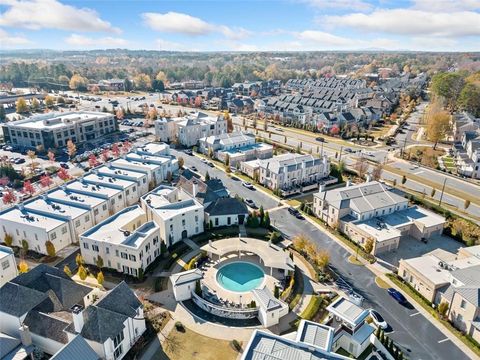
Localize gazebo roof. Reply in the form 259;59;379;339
201;237;294;271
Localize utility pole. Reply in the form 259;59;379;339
338;146;343;162
438;178;447;207
321;141;324;157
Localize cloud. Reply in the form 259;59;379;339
323;9;480;37
0;0;120;33
303;0;372;11
296;30;353;46
142;11;250;40
0;28;30;47
65;34;128;48
412;0;480;12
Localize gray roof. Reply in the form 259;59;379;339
451;265;480;287
455;287;480;306
252;286;283;311
23;310;70;344
170;268;203;286
51;335;99;360
0;332;21;358
205;197;249;216
95;281;141;318
0;282;47;317
297;320;333;351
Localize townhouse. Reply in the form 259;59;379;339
141;186;204;247
454;129;480;179
0;265;145;360
198;131;273;166
82;173;139;207
313;180;445;255
154;112;227;147
398;245;480;342
80;205;161;277
125;152;178;183
253;153;331;195
2;111;116;150
95;165;149;198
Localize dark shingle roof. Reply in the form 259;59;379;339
205;198;249;216
0;282;47;316
23;310;70;344
96;281;141;318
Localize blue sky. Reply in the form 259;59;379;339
0;0;479;51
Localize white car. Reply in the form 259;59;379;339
369;309;388;329
242;182;254;190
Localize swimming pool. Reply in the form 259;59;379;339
216;262;264;292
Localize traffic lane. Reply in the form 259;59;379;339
171;149;278;210
269;208;468;360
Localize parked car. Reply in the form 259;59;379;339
288;207;300;216
14;158;26;164
369;309;388;329
387;288;408;305
60;162;70;169
191;166;198;172
344;148;353;153
245;199;257;208
184;149;193;156
207;162;214;168
315;137;325;142
242;182;254;190
201;158;208;164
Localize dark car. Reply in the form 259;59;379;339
315;137;325;142
184;149;193;156
207;162;214;168
191;166;198;172
387;288;407;304
344;148;353;153
288;207;300;216
59;162;70;169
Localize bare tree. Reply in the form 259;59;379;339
354;156;369;179
371;163;383;181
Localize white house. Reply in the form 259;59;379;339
252;286;289;327
170;268;203;301
0;245;17;288
80;205;162;277
204;197;249;227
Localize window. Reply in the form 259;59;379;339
215;218;219;226
103;204;107;211
121;252;128;259
146;243;150;252
75;220;80;227
227;217;231;225
129;254;136;261
106;247;110;254
92;245;99;252
460;300;467;309
116;250;119;257
50;232;57;240
85;215;90;222
94;209;99;216
182;219;185;226
83;242;89;250
2;260;10;270
62;226;67;234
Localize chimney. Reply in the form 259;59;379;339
18;324;32;348
346;179;352;187
319;184;325;193
71;304;84;333
192;181;198;197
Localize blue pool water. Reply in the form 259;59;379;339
216;262;264;292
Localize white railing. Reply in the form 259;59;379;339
191;291;258;319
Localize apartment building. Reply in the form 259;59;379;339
141;186;204;247
398;246;480;342
125;152;178;182
2;111;116;150
198;131;273;166
82;173;139;207
95;165;149;197
313;181;445;255
455;130;480;179
255;153;331;195
80;205;161;277
154;112;227;146
0;245;17;287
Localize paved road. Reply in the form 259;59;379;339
269;207;471;360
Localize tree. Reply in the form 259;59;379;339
438;302;449;318
133;73;152;90
431;72;465;110
69;74;88;91
96;255;104;269
263;211;271;228
401;175;407;185
2;189;16;204
64;265;72;277
66;139;77;159
27;150;37;173
22;180;35;196
178;156;184;169
315;250;330;270
47;150;56;163
208;147;214;159
292;234;309;252
21;239;29;254
75;253;84;266
426;111;451;149
101;148;110;163
116;107;125;120
224;111;233;133
78;265;87;280
0;104;5;121
111;143;120;158
225;154;230;168
31;97;40;111
3;233;13;247
18;260;29;274
205;171;210;181
122;140;132;153
56;96;65;105
44;95;55;108
40;174;53;188
364;238;375;254
16;97;28;113
88;154;99;168
372;163;383;181
354;156;369;179
465;199;471;210
459;83;480;116
45;240;56;257
330;124;340;136
57;167;70;181
97;271;104;285
431;188;436;197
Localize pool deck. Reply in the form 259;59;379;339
201;254;282;304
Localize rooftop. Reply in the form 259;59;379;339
0;244;14;261
47;187;106;208
403;255;451;286
135;142;170;156
82;173;135;190
126;152;172;165
326;297;369;327
170;268;203;286
24;197;89;220
96;165;146;181
0;206;66;232
50;334;99;360
5;111;111;130
297;320;334;351
67;179;122;198
111;157;161;172
258;153;322;174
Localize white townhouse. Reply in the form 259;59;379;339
257;153;331;195
109;158;163;188
0;245;17;287
80;205;162;277
155;112;227;147
67;282;146;360
135;142;171;156
82;173;139;207
2;111;116;150
66;180;126;216
47;186;110;225
0;205;71;254
95;165;149;198
141;186;204;247
125;152;178;183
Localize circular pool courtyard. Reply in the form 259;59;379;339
216;262;265;293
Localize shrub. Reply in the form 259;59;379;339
97;271;104;285
63;265;72;277
230;339;242;352
21;239;29;254
18;260;29;273
78;265;88;280
174;321;185;332
3;233;13;247
45;240;56;257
